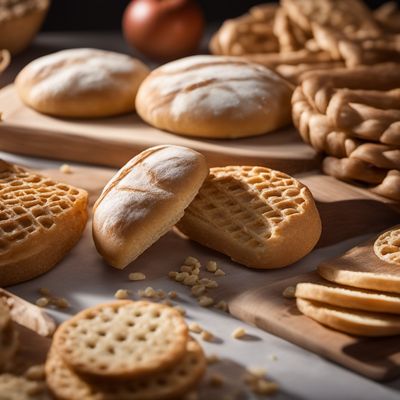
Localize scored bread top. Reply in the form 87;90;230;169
177;165;321;269
0;160;88;270
92;145;208;269
135;55;293;138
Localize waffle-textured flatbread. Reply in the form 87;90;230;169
295;282;400;314
296;298;400;336
374;226;400;265
318;227;400;294
0;160;88;286
177;166;321;269
46;337;205;400
53;301;189;379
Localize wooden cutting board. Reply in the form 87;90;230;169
229;272;400;382
8;164;397;382
0;85;319;173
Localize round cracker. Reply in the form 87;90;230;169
0;374;48;400
374;227;400;265
46;337;206;400
53;300;189;379
297;298;400;336
295;282;400;314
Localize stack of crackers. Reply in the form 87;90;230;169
292;63;400;201
210;0;400;84
45;300;206;399
294;226;400;336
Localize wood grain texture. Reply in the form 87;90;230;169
0;85;319;174
229;272;400;381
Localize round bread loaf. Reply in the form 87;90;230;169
92;145;208;269
135;55;293;139
15;48;150;118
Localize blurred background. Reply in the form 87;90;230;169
42;0;396;30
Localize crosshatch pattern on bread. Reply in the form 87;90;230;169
46;337;206;400
53;300;189;379
374;226;400;265
177;166;321;269
0;160;88;286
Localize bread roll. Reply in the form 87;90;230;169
135;55;293;139
15;48;150;117
92;145;208;269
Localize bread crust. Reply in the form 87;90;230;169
15;48;150;118
135;55;293;139
92;145;208;269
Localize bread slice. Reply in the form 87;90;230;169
92;145;208;269
296;298;400;336
318;226;400;294
295;281;400;314
176;166;321;269
0;160;88;286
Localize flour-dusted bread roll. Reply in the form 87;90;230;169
15;48;150;118
92;145;208;269
135;55;293;139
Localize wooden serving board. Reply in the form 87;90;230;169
0;85;319;173
7;164;399;382
229;272;400;382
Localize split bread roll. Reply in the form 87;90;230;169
318;226;400;294
296;298;400;337
15;48;150;118
135;55;293;139
0;160;88;286
295;282;400;314
92;145;208;269
176;166;321;269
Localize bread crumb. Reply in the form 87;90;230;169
206;260;218;272
188;322;202;334
206;354;220;364
38;287;51;296
198;295;214;307
168;291;177;299
183;275;198;286
175;272;190;282
209;373;224;387
24;364;46;381
35;297;49;308
168;271;178;279
174;305;186;316
128;272;146;281
232;327;246;339
180;265;193;273
51;297;70;309
156;289;166;299
144;287;156;298
185;256;200;267
215;268;226;276
191;285;206;297
247;367;267;378
283;286;296;299
201;330;214;341
192;266;200;275
114;289;130;300
59;164;72;174
252;379;279;395
215;300;228;312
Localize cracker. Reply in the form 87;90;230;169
0;374;48;400
46;337;206;400
296;282;400;314
296;298;400;336
177;166;321;269
374;227;400;265
53;300;189;379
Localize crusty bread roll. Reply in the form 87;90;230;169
0;160;88;286
176;166;321;269
135;55;293;139
15;48;150;118
92;145;208;269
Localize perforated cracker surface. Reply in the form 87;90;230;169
0;160;86;258
53;301;189;378
374;227;400;265
184;166;310;249
46;337;205;400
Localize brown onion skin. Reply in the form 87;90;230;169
122;0;205;61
